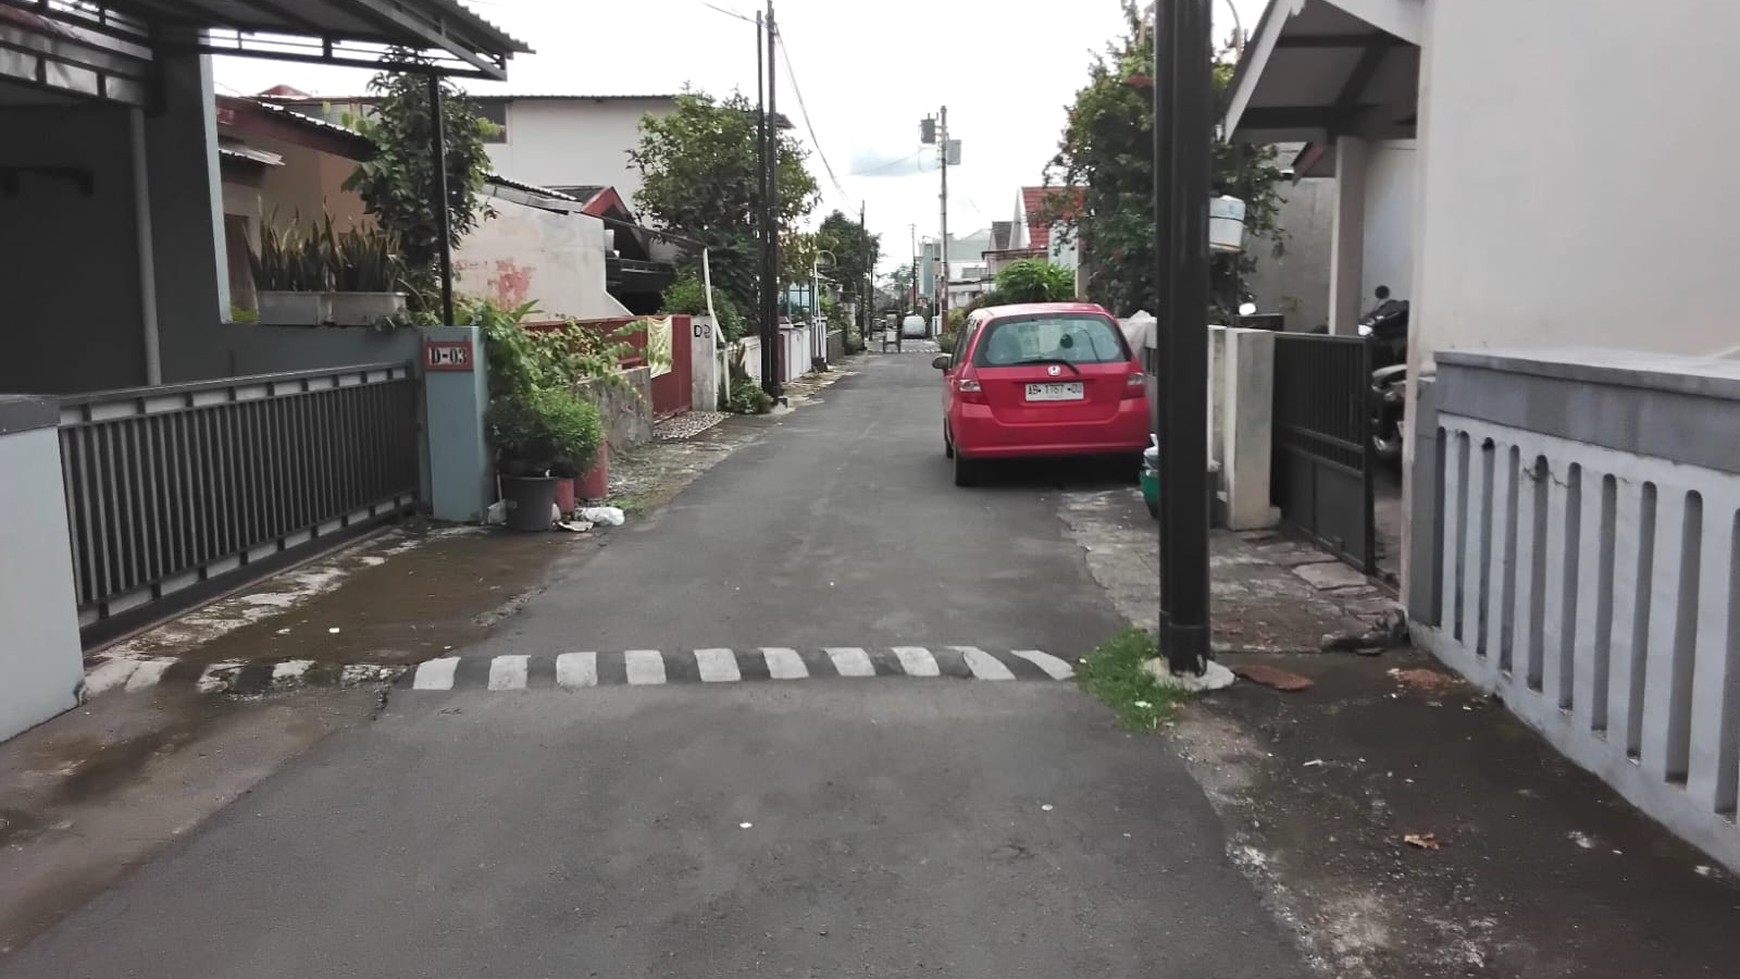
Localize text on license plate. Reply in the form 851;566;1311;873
1025;382;1085;402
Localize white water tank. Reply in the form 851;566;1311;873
1209;195;1247;254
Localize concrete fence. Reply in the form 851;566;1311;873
1132;315;1277;532
576;365;653;455
1411;348;1740;873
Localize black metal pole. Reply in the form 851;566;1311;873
755;10;771;392
427;72;455;326
760;2;783;399
1157;0;1212;675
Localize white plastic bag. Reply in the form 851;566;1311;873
578;506;626;527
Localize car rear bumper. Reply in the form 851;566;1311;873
952;400;1150;458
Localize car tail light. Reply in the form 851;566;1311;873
1122;371;1146;399
956;376;987;404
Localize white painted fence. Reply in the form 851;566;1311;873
1414;349;1740;872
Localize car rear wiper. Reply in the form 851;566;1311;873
1009;358;1082;376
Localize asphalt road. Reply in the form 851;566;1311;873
4;353;1309;978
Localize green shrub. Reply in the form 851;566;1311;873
663;273;749;341
726;376;772;415
994;260;1075;303
487;385;603;478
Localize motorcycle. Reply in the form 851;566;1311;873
1358;287;1410;464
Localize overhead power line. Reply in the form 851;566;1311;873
773;29;854;210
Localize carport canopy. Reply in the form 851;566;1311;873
1223;0;1421;176
1;0;529;106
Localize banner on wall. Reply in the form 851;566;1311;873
645;316;673;378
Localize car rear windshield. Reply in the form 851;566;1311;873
972;315;1130;367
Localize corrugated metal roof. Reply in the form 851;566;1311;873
484;173;579;202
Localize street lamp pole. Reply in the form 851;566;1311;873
1155;0;1213;675
812;248;835;370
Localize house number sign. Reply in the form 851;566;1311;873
424;340;474;372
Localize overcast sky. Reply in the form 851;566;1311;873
213;0;1268;270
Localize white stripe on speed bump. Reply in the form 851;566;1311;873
892;646;940;677
956;646;1016;680
125;659;173;691
762;648;808;679
625;649;666;685
694;648;741;682
556;652;598;688
488;655;529;691
1010;649;1073;680
413;657;460;690
197;662;242;694
84;658;142;696
825;647;875;677
272;660;314;683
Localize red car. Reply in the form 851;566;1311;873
935;302;1150;486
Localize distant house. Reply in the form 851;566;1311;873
983;188;1084;287
263;91;678;212
214;95;665;320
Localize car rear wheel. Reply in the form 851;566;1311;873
944;423;954;459
952;449;981;487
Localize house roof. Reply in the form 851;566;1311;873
484;174;580;202
217;95;377;159
31;0;529;82
261;92;678;105
1223;0;1422;145
989;220;1013;252
218;95;586;212
1021;187;1084;253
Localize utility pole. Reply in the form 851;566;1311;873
909;223;918;311
860;201;870;342
1155;0;1213;676
938;105;949;339
760;2;781;399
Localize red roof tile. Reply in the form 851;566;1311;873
1021;186;1084;253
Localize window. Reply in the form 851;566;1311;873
477;100;507;143
973;314;1129;367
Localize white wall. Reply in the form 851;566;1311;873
0;419;85;743
1246;157;1335;331
454;201;629;320
484;98;675;208
1410;0;1740;373
1361;140;1416;304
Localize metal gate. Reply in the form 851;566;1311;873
1270;334;1375;573
59;362;421;646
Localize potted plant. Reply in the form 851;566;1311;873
325;222;408;327
488;385;604;532
250;222;329;325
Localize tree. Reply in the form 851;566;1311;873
814;210;881;310
884;265;914;309
1047;1;1288;319
630;89;820;320
343;52;498;308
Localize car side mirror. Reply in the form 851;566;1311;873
932;354;953;371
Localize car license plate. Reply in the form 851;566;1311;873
1026;382;1085;402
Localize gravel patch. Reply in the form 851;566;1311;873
654;411;727;441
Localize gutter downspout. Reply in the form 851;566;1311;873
130;107;162;386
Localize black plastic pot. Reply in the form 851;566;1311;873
500;475;561;532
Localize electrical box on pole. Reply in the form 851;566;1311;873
920;116;937;144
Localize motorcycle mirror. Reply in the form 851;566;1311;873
1238;302;1257;317
1374;285;1391;301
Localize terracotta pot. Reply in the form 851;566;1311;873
553;478;577;517
577;443;610;500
